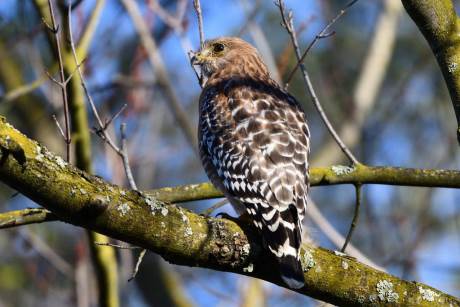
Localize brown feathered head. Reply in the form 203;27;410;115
192;37;270;82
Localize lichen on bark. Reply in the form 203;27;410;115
0;116;458;306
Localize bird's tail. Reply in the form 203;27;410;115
279;254;305;289
263;204;305;289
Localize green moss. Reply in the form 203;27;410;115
0;117;459;306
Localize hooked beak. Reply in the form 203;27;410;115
190;49;209;65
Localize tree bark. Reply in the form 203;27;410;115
0;117;458;306
402;0;460;143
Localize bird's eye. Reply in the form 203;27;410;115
213;43;225;53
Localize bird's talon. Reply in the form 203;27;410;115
215;212;234;220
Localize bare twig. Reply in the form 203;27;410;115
276;0;359;165
128;248;146;282
95;242;141;250
121;0;198;148
46;0;71;161
341;184;362;252
191;0;206;87
202;199;228;216
313;0;402;166
193;0;205;50
0;74;48;104
52;114;66;140
306;198;385;271
284;0;360;87
67;5;146;281
120;123;138;191
148;0;203;87
93;103;127;137
67;5;121;154
19;228;73;276
105;103;127;130
148;0;187;30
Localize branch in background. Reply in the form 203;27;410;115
0;118;457;306
38;2;120;306
306;197;386;272
18;228;73;277
121;0;198;149
45;0;71;161
193;0;205;50
147;0;203;88
284;0;359;88
0;208;57;229
119;123;138;191
276;0;359;165
313;0;402;166
401;0;460;144
0;74;48;104
147;164;460;204
67;7;121;156
238;0;282;84
341;184;362;252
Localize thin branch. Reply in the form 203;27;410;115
120;123;138;191
93;104;127;138
95;242;141;250
68;5;146;283
312;0;402;166
128;248;146;282
193;0;205;50
147;0;202;87
190;0;206;87
276;0;358;165
104;104;127;130
202;199;228;216
73;0;106;59
67;5;121;153
0;208;58;229
46;0;71;162
147;164;460;203
341;184;362;252
284;0;360;87
52;114;66;140
0;74;48;104
121;0;198;149
306;198;386;271
19;228;73;276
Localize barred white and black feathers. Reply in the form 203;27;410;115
194;37;310;289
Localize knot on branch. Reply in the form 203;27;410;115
0;135;26;166
71;194;109;223
207;218;253;269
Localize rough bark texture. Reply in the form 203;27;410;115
402;0;460;143
0;117;458;306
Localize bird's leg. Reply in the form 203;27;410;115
216;211;252;225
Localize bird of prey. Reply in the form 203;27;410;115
193;37;310;289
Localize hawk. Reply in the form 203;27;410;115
192;37;310;289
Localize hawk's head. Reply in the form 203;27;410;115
191;37;269;81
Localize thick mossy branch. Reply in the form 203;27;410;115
0;118;459;306
402;0;460;142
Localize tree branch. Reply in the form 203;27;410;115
0;117;458;306
402;0;460;143
0;208;57;229
148;164;460;204
120;0;198;149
